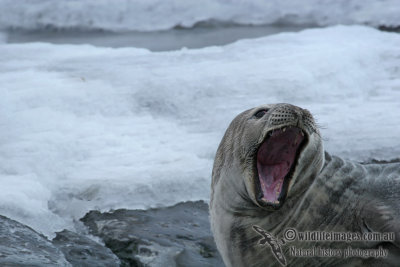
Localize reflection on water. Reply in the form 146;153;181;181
6;24;312;51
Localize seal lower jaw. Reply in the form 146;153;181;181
254;126;308;210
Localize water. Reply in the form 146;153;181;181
6;24;310;51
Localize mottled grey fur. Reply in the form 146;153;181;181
210;103;400;267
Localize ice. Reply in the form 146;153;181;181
0;25;400;237
0;0;399;32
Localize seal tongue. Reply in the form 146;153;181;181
257;163;287;202
257;127;304;203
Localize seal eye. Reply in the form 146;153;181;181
254;109;269;119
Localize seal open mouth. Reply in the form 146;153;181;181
256;126;306;207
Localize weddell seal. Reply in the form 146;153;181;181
210;103;400;267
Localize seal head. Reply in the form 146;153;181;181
211;103;324;212
210;103;400;267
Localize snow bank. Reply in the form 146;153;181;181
0;26;399;236
0;0;399;32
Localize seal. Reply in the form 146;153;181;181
210;103;400;267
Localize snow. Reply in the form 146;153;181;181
0;0;399;32
0;25;400;237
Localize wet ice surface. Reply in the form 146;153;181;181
0;215;71;266
0;25;399;237
81;201;222;266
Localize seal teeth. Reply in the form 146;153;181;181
301;131;304;136
282;127;286;132
276;182;282;197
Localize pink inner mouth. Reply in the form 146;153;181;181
257;126;304;203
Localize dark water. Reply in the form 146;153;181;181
6;24;310;51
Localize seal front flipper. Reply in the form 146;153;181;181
360;200;400;248
360;163;400;249
359;198;400;266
